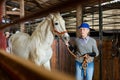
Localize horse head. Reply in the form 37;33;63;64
48;12;70;44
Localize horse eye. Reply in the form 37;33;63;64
55;22;58;25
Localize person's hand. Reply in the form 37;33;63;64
83;54;92;63
83;54;89;58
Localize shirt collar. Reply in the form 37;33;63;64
79;36;89;44
85;36;89;40
80;36;89;40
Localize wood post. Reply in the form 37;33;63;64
76;4;82;37
20;0;25;32
0;0;6;23
2;0;6;18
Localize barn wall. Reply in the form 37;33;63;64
51;38;75;76
51;37;120;80
0;0;7;50
100;39;120;80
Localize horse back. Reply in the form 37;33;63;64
9;32;30;59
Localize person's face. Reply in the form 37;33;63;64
79;28;89;38
5;32;10;38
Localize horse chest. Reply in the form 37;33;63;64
44;34;54;45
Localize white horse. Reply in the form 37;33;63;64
9;12;70;70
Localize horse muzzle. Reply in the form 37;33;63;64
62;33;70;44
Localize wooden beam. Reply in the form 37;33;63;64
2;0;6;17
0;0;6;22
0;0;108;29
76;4;82;37
0;50;75;80
76;5;82;27
20;0;25;32
6;11;20;15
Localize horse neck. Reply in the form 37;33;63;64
31;19;54;45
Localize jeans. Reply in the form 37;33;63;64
76;61;94;80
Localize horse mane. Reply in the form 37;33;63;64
30;15;54;45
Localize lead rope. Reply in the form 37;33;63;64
66;45;77;58
66;45;87;79
82;57;87;80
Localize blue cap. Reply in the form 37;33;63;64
78;23;90;29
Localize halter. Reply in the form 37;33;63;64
53;29;67;35
51;18;67;36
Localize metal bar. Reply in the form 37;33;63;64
92;7;95;28
98;0;103;80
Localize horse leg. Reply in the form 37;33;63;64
43;60;51;70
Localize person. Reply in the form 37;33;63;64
5;31;11;52
66;22;99;80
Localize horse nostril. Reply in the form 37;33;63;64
62;33;70;42
64;37;67;40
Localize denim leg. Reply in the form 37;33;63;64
76;61;94;80
76;61;83;80
86;62;94;80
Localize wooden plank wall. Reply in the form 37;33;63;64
101;39;120;80
51;37;120;80
51;38;75;76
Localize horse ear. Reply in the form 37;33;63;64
47;13;54;19
47;12;61;19
53;12;60;16
49;12;60;16
50;11;60;14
